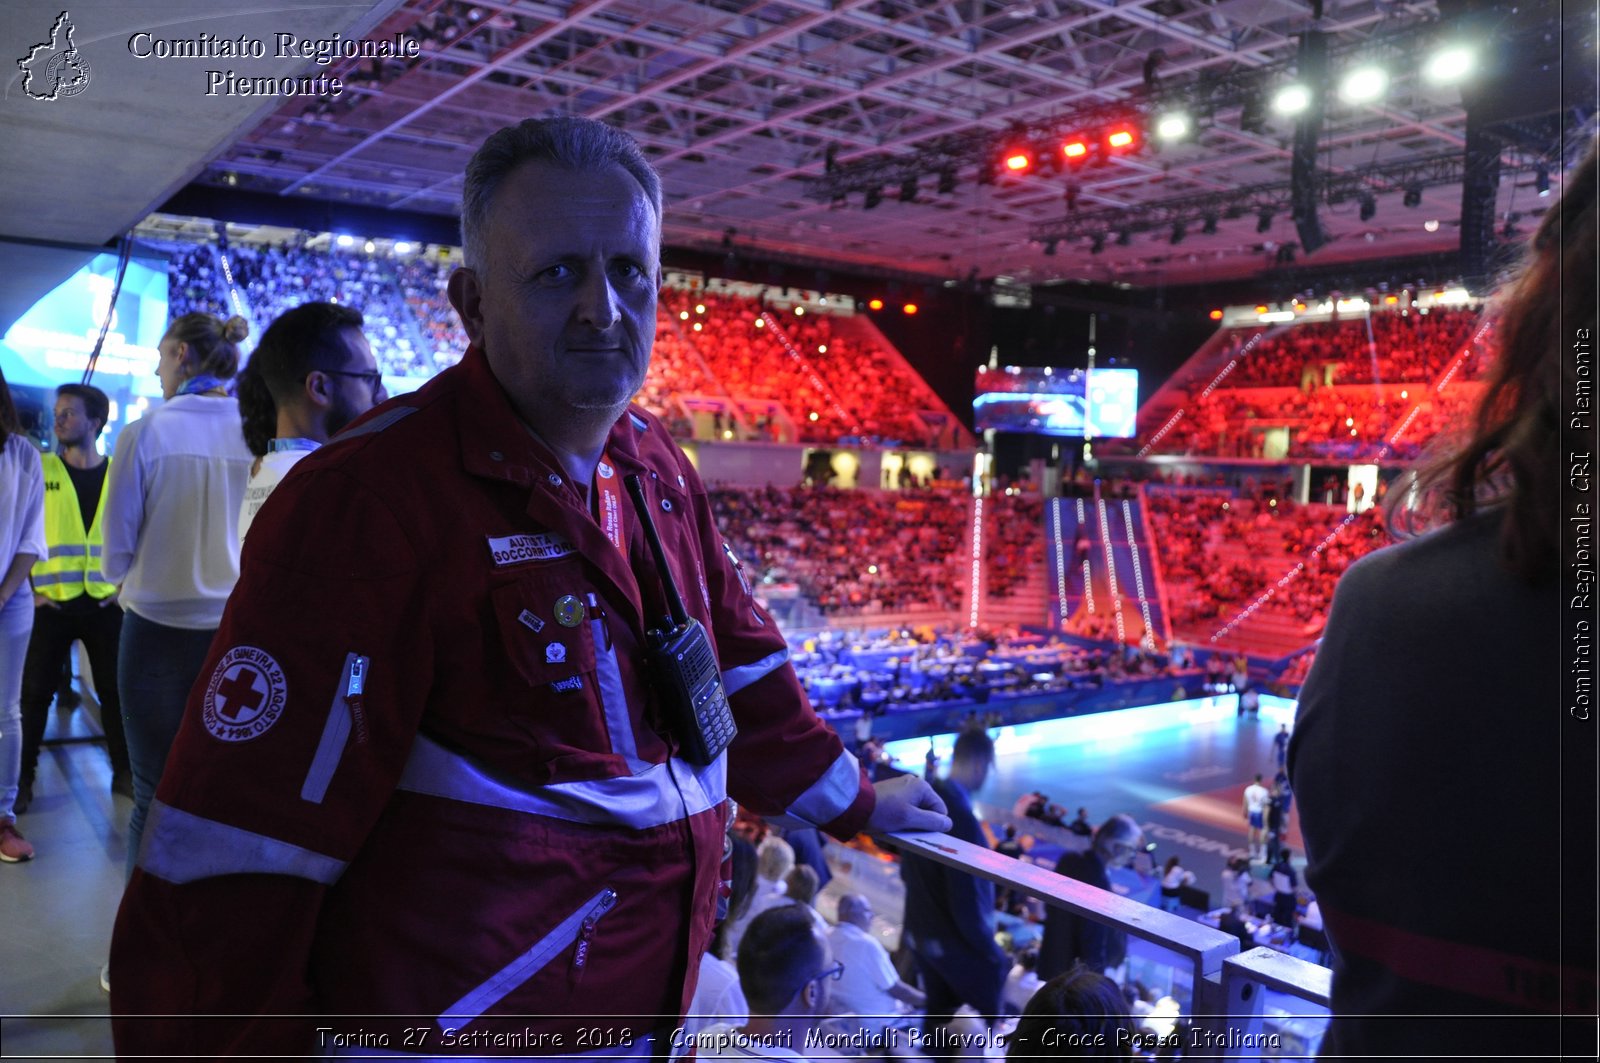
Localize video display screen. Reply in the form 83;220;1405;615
973;366;1138;438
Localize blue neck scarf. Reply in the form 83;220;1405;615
177;374;228;397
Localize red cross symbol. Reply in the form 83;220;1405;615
216;666;266;722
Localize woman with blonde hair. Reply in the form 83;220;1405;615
103;313;255;892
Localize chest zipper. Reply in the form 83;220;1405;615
570;887;619;987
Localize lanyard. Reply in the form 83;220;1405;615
269;437;320;453
592;450;626;555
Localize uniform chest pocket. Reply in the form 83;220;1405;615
490;575;609;757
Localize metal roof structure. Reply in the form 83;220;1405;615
3;0;1586;291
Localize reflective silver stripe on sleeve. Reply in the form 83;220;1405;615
439;887;618;1029
301;653;364;804
629;412;649;431
47;544;89;558
397;735;725;828
721;647;789;697
334;405;416;440
590;594;647;774
768;749;862;830
137;799;345;884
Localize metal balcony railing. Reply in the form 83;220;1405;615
879;830;1331;1059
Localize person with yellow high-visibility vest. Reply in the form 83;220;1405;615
17;384;130;817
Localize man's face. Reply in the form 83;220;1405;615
53;396;97;447
321;328;385;438
450;160;660;427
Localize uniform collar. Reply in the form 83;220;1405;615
453;345;648;486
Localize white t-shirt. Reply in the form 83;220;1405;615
827;921;902;1027
238;445;315;544
0;435;47;596
684;952;749;1037
693;1023;807;1062
1243;782;1270;815
102;394;253;629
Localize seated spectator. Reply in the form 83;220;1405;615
1002;948;1042;1015
827;894;925;1034
697;905;842;1062
724;834;796;963
1005;965;1142;1059
783;865;830;935
686;836;757;1035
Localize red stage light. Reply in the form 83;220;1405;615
1209;309;1224;321
1061;139;1090;161
902;303;919;315
1004;151;1032;172
1105;125;1140;153
868;298;884;311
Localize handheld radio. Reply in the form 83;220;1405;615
624;474;736;765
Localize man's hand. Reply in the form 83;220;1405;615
34;593;58;609
865;774;951;834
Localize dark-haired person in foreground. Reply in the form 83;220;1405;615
17;384;129;815
109;116;948;1057
1005;965;1140;1059
694;904;841;1061
233;301;385;542
1291;138;1599;1057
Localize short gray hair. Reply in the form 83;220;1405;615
1091;813;1144;859
459;116;663;270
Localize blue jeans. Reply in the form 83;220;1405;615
0;590;35;820
119;611;217;880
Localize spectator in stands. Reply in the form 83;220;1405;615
1269;848;1298;926
1067;807;1093;837
725;833;796;964
102;313;253;888
1005;965;1142;1059
827;893;925;1034
697;905;840;1061
1002;947;1043;1015
686;836;756;1036
783;865;829;935
1219;855;1251;914
1158;856;1196;913
1038;815;1145;981
233;302;385;542
899;729;1010;1055
1291;139;1598;1059
0;367;47;863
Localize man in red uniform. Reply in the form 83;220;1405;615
109;116;948;1058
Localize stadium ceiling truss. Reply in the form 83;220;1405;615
200;0;1570;287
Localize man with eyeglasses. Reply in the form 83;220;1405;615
232;301;387;542
1038;813;1147;981
693;904;843;1061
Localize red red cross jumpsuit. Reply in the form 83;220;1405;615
110;347;874;1057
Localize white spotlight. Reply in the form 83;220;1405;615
336;234;354;248
393;241;412;255
1339;67;1389;104
1425;46;1475;85
1424;219;1440;232
1156;113;1191;141
1272;84;1312;116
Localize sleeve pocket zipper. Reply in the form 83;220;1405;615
301;652;369;804
438;887;619;1030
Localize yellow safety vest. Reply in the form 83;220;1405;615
31;452;116;602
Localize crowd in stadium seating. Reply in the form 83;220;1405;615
985;492;1046;598
1146;491;1389;635
779;313;948;445
1221;308;1479;388
711;485;968;616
